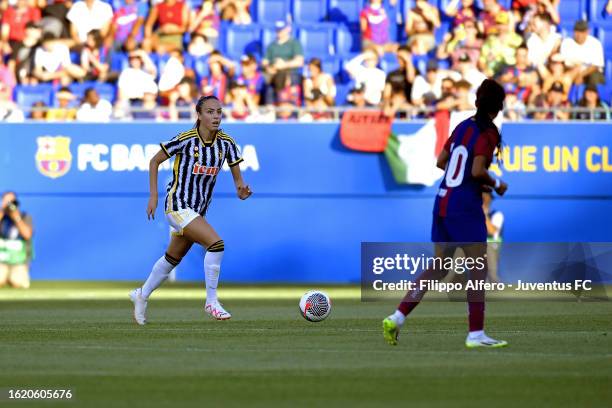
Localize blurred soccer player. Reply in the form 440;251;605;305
130;95;252;325
383;79;509;348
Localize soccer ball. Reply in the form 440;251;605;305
299;290;332;322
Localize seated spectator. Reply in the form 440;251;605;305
144;0;189;53
455;53;487;93
526;13;561;67
479;13;522;76
347;84;368;108
515;0;559;33
0;0;41;57
226;79;258;120
40;0;72;40
438;20;482;69
411;60;460;108
345;48;386;106
572;84;610;121
360;0;395;55
33;33;85;85
480;0;512;36
187;33;214;58
117;50;158;105
262;21;304;105
219;0;252;25
275;93;299;121
30;101;47;120
445;0;481;29
200;51;235;103
301;89;334;122
168;77;197;120
237;54;264;106
46;86;77;121
436;78;474;112
67;0;113;45
80;30;111;82
498;45;539;102
560;20;605;87
190;0;220;49
533;80;569;120
76;88;113;122
109;0;149;50
537;52;572;97
303;58;336;107
405;0;440;53
0;82;25;122
159;50;191;96
504;91;526;120
9;22;41;84
383;46;416;115
131;91;162;120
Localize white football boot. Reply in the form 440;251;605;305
205;301;232;320
129;288;147;326
465;332;508;348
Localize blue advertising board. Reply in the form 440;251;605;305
1;122;611;282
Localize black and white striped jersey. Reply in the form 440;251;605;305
160;128;243;216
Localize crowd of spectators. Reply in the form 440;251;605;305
0;0;610;122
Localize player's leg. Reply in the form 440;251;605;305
0;263;9;287
182;216;231;320
8;264;31;289
462;242;507;348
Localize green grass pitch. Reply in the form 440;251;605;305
1;282;611;407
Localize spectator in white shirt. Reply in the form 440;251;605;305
33;32;85;85
560;20;605;86
76;88;113;122
526;13;561;67
117;49;158;103
345;48;386;106
67;0;113;44
411;59;461;107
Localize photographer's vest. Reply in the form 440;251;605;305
0;214;32;265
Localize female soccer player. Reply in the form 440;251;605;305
383;79;509;348
130;95;252;325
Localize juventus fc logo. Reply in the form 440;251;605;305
192;164;219;175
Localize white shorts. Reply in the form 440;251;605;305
166;208;200;237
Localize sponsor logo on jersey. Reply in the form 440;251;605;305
192;164;219;175
35;136;72;178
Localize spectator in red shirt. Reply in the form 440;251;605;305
480;0;512;36
144;0;190;53
1;0;41;57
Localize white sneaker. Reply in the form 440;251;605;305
129;288;147;325
205;301;232;320
465;333;508;348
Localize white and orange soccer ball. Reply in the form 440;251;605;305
299;290;332;322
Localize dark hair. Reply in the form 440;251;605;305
87;29;103;48
475;78;505;160
194;95;220;128
308;58;322;71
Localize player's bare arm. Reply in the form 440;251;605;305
230;164;252;200
436;149;450;170
147;149;170;220
472;155;508;196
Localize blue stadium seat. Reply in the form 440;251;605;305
297;23;336;57
256;0;290;23
558;0;586;24
597;27;612;55
224;24;263;59
293;0;327;23
68;82;116;103
191;55;210;83
380;52;399;73
328;0;362;23
335;22;360;55
597;83;612;103
14;84;54;108
320;56;341;77
568;83;585;104
588;1;612;27
607;59;612;83
335;82;351;105
110;52;129;73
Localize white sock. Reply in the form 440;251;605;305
468;330;485;340
141;256;175;299
391;310;406;326
204;250;223;304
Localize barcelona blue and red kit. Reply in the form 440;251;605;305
431;115;500;243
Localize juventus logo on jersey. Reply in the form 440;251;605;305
192;163;219;175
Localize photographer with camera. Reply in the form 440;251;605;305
0;192;33;288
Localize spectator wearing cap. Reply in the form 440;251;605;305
219;0;253;25
109;0;149;50
33;33;86;85
144;0;190;53
237;54;264;106
405;0;440;53
0;0;41;57
67;0;113;45
383;45;416;116
262;21;304;105
116;49;158;106
347;85;368;108
345;48;386;106
526;13;561;67
455;52;487;94
189;0;221;49
478;11;522;76
200;50;235;103
573;84;610;121
438;19;483;69
411;60;461;108
560;20;605;87
301;89;334;122
538;52;572;97
80;30;111;82
76;87;113;122
444;0;481;29
303;58;336;107
46;86;77;121
360;0;395;56
8;22;40;84
534;80;569;120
